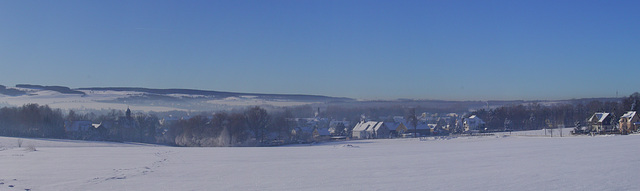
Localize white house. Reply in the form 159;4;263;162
464;115;485;132
352;121;389;139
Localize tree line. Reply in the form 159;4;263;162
0;104;294;146
1;93;639;146
161;106;293;146
470;93;640;131
0;104;65;138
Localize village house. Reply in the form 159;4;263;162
588;112;615;133
352;121;389;139
292;126;314;143
618;111;640;134
385;122;407;137
405;122;431;137
464;115;485;132
388;116;431;137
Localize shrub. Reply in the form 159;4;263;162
25;144;36;152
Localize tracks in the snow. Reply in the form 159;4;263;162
88;150;171;185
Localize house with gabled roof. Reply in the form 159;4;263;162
404;122;431;137
385;122;407;137
618;111;639;134
352;121;389;139
464;115;485;133
588;112;615;133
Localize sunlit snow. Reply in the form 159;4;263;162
1;133;638;191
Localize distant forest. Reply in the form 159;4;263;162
0;93;638;146
0;104;293;146
471;93;640;131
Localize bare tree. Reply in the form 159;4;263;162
245;106;270;144
406;108;418;137
228;113;247;145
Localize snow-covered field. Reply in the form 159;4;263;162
1;134;639;191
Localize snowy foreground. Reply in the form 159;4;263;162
1;133;639;191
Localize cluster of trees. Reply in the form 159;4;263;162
162;107;293;147
0;104;159;143
163;114;246;147
471;93;640;131
0;104;295;147
0;104;65;138
65;108;158;143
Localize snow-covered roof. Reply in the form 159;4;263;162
598;113;610;122
590;112;611;123
621;111;636;119
466;115;485;124
352;122;368;132
372;122;385;131
353;121;384;132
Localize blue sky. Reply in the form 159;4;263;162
1;0;639;100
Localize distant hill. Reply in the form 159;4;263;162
77;87;354;102
0;84;625;113
16;84;85;95
0;85;26;96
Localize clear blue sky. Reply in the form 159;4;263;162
1;0;639;100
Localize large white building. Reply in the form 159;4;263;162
352;121;389;139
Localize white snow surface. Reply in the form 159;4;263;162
1;134;639;191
